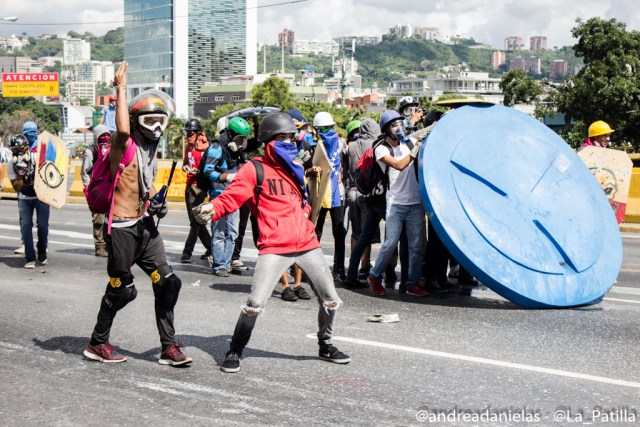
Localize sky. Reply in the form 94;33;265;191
1;0;640;50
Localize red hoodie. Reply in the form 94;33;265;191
210;143;317;255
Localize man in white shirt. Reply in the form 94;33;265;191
367;110;427;297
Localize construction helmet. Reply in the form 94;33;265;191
313;111;335;128
227;117;251;137
183;118;203;133
217;116;229;132
129;89;175;123
346;120;361;137
588;120;614;137
286;109;308;128
257;113;297;143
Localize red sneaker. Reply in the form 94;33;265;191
367;274;385;297
406;285;429;297
159;343;193;366
83;343;127;363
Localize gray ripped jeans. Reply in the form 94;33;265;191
229;248;343;355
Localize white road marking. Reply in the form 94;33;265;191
308;334;640;389
602;297;640;304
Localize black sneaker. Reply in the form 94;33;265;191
200;250;211;259
281;287;298;302
294;285;312;300
332;269;347;282
180;255;191;264
220;350;241;373
319;345;351;364
37;251;47;265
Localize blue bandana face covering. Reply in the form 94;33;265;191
23;131;38;150
273;140;307;205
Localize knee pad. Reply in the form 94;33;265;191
152;266;182;309
102;275;137;312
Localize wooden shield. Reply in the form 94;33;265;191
34;131;70;209
578;146;632;224
308;142;332;225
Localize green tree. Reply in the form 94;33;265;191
499;70;543;106
250;76;295;110
0;97;61;140
549;18;640;148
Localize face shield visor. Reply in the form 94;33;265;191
388;119;406;141
228;134;248;152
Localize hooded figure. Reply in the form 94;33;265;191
22;121;39;150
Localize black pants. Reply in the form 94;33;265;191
315;205;346;272
232;203;259;261
90;216;178;350
181;186;211;258
346;200;398;282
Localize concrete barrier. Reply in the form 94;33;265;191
624;168;640;223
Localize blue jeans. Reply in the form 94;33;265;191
18;198;50;262
211;210;239;272
370;203;424;285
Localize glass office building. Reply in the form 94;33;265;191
124;0;256;118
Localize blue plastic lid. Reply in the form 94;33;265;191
418;105;622;308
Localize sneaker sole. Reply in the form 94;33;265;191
83;349;127;363
319;355;351;364
158;357;193;366
220;365;241;373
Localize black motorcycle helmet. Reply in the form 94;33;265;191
9;134;29;154
183;118;203;133
257;113;297;143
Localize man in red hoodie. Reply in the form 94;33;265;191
193;112;350;373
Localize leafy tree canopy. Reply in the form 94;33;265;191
499;70;543;106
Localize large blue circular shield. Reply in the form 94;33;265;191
418;105;622;308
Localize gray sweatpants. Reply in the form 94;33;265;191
229;248;343;355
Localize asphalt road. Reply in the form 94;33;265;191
0;201;639;426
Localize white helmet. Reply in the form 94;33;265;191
217;116;229;132
313;111;335;128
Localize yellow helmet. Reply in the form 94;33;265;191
588;120;614;137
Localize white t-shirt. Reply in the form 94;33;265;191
374;141;421;206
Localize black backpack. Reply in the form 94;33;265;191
195;139;237;193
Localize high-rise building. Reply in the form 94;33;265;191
63;38;91;66
509;57;526;71
504;36;523;51
530;36;547;51
525;56;541;74
278;28;295;48
124;0;257;118
490;50;506;70
550;59;568;79
413;26;440;41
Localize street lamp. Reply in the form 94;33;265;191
3;17;18;22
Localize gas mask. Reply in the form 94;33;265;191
387;119;407;141
228;134;248;152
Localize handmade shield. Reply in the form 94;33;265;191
34;131;69;209
578;146;632;224
308;141;332;225
418;105;622;308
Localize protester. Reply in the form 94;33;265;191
581;120;614;149
81;125;111;257
203;116;251;277
84;62;192;366
367;110;427;297
193;112;350;373
6;123;50;269
311;111;347;281
180;118;212;264
100;94;117;133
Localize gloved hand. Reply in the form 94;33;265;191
13;153;31;176
225;173;236;183
148;197;168;218
409;138;423;159
193;203;214;225
294;149;311;165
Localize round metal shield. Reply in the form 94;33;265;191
226;106;281;119
418;105;622;308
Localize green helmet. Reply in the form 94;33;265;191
227;117;250;137
346;120;361;137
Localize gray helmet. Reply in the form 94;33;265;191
257;113;297;143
